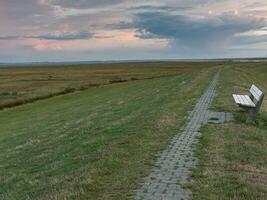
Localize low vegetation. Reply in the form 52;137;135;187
1;62;266;199
0;62;218;110
0;63;217;199
189;63;267;199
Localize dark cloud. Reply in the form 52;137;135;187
1;0;267;61
27;32;92;40
119;11;266;48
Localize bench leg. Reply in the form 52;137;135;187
246;108;257;124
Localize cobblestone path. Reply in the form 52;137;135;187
135;71;233;200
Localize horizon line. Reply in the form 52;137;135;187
0;57;267;66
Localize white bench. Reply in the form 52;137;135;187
233;85;264;124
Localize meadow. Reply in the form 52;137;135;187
0;62;266;199
189;63;267;199
0;62;217;199
0;62;217;110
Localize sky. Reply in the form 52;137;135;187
0;0;267;62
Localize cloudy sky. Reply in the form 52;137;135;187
0;0;267;62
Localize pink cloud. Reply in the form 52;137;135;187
16;29;168;51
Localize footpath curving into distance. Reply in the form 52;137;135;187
135;71;233;200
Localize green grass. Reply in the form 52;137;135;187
2;62;266;199
189;63;267;199
0;64;217;199
0;62;219;110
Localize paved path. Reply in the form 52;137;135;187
135;71;233;200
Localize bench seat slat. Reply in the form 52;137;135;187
240;95;251;106
233;94;243;105
233;94;256;107
241;95;251;106
243;95;255;107
235;95;248;106
238;95;246;105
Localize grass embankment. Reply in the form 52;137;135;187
0;65;216;199
190;63;267;199
0;62;219;110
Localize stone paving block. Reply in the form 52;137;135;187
134;71;234;200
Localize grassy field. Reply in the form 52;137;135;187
189;63;267;199
0;63;217;199
1;62;266;200
0;62;219;110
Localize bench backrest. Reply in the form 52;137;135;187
250;85;264;104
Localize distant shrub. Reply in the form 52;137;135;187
62;87;76;94
0;92;10;96
109;78;128;84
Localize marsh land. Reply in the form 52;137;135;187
0;62;266;199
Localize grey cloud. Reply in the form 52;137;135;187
0;32;92;41
51;0;126;8
232;34;267;45
1;0;267;62
242;2;267;9
119;11;266;48
50;0;227;9
127;5;189;12
0;1;52;18
0;36;19;40
0;0;54;34
28;32;92;40
52;0;227;9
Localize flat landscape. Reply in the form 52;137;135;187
190;64;267;199
0;62;216;110
0;62;266;199
1;0;267;199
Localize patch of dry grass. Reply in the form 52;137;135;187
190;63;267;199
0;64;217;200
190;123;267;200
0;62;218;110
